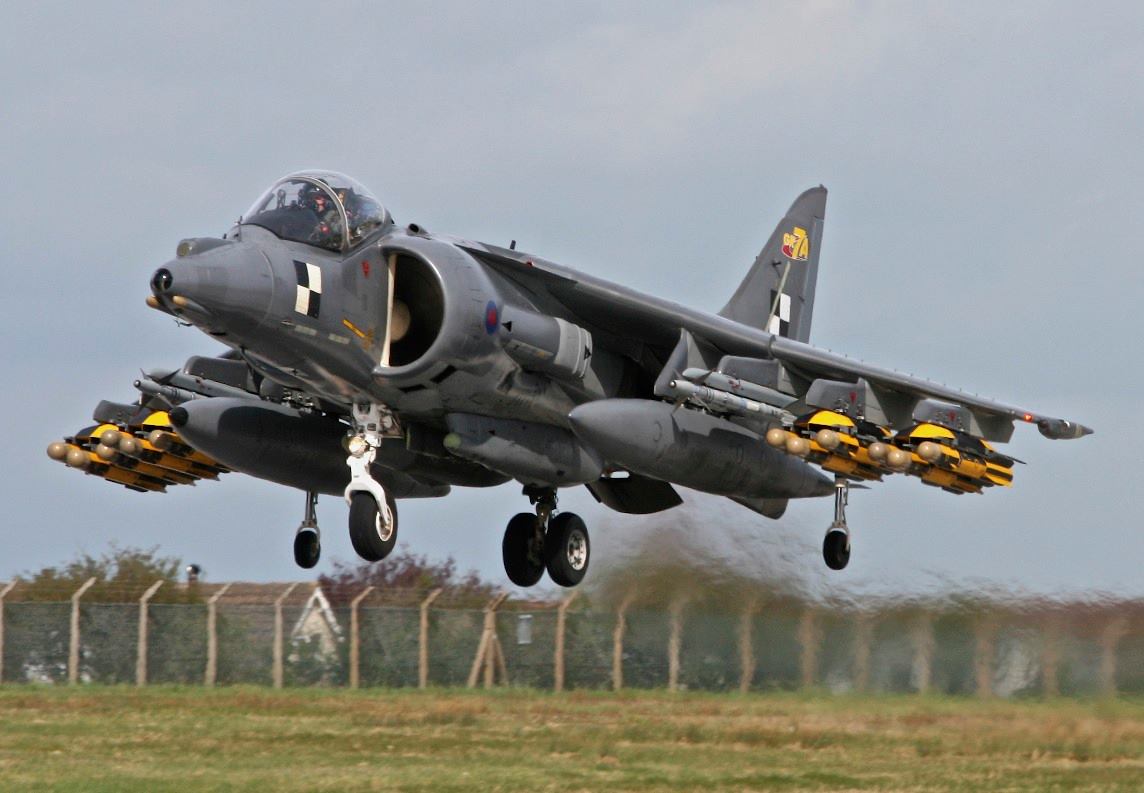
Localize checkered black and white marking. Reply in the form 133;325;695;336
294;260;322;319
767;289;791;336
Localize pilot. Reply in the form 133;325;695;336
300;183;342;247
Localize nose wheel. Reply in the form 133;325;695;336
823;477;851;570
293;490;321;569
344;402;400;563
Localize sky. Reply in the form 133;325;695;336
2;2;1141;598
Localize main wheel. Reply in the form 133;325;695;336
544;512;590;587
502;513;545;587
293;527;321;569
348;492;398;562
823;528;850;570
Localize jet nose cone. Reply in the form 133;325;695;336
150;240;273;337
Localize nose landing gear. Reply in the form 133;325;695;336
293;490;321;569
823;476;852;571
345;402;400;563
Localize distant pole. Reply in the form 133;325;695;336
1100;616;1128;698
852;613;875;693
418;588;442;689
0;581;15;683
554;591;578;692
1041;616;1061;697
911;613;934;695
738;598;758;694
68;577;97;685
612;590;635;692
205;584;231;687
798;609;820;689
349;586;374;690
667;596;687;692
135;580;164;687
273;583;300;689
974;616;997;698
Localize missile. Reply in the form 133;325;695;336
568;399;833;499
667;378;794;423
134;378;200;404
679;368;798;408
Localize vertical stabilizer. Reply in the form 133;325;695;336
718;186;826;342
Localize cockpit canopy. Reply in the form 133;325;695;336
242;171;390;252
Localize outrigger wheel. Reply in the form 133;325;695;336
293;490;321;569
823;476;852;571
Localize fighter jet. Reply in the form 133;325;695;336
48;171;1091;586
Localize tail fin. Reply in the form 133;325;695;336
718;186;826;343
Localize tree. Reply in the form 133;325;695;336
14;544;198;603
319;548;497;607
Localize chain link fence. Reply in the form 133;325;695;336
1;585;1141;696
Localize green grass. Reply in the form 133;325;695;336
0;687;1141;791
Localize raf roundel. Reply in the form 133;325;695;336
484;301;499;335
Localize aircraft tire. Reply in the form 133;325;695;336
502;513;545;587
823;529;850;571
544;512;590;587
348;492;398;562
293;527;321;569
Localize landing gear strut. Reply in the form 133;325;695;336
823;476;851;571
345;402;399;563
293;490;321;569
502;488;590;588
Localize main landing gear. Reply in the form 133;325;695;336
822;476;852;571
293;490;321;569
502;488;590;588
344;403;400;563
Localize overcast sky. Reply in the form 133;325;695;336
2;2;1140;598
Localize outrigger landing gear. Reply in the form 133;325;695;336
502;488;590;588
345;403;399;563
293;490;321;569
823;476;852;571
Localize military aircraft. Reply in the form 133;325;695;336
48;170;1091;586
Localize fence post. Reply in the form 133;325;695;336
1041;616;1061;697
911;613;934;694
667;596;687;692
467;592;508;688
135;580;164;687
68;577;97;685
273;583;300;689
974;616;996;698
554;591;578;692
349;586;374;690
418;588;442;689
1100;616;1128;698
738;598;758;694
205;583;231;687
0;582;15;684
852;613;875;693
798;608;820;689
0;579;16;682
612;590;635;692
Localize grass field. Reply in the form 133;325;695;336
0;687;1141;792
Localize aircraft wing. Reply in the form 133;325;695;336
765;337;1091;442
459;241;1091;444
